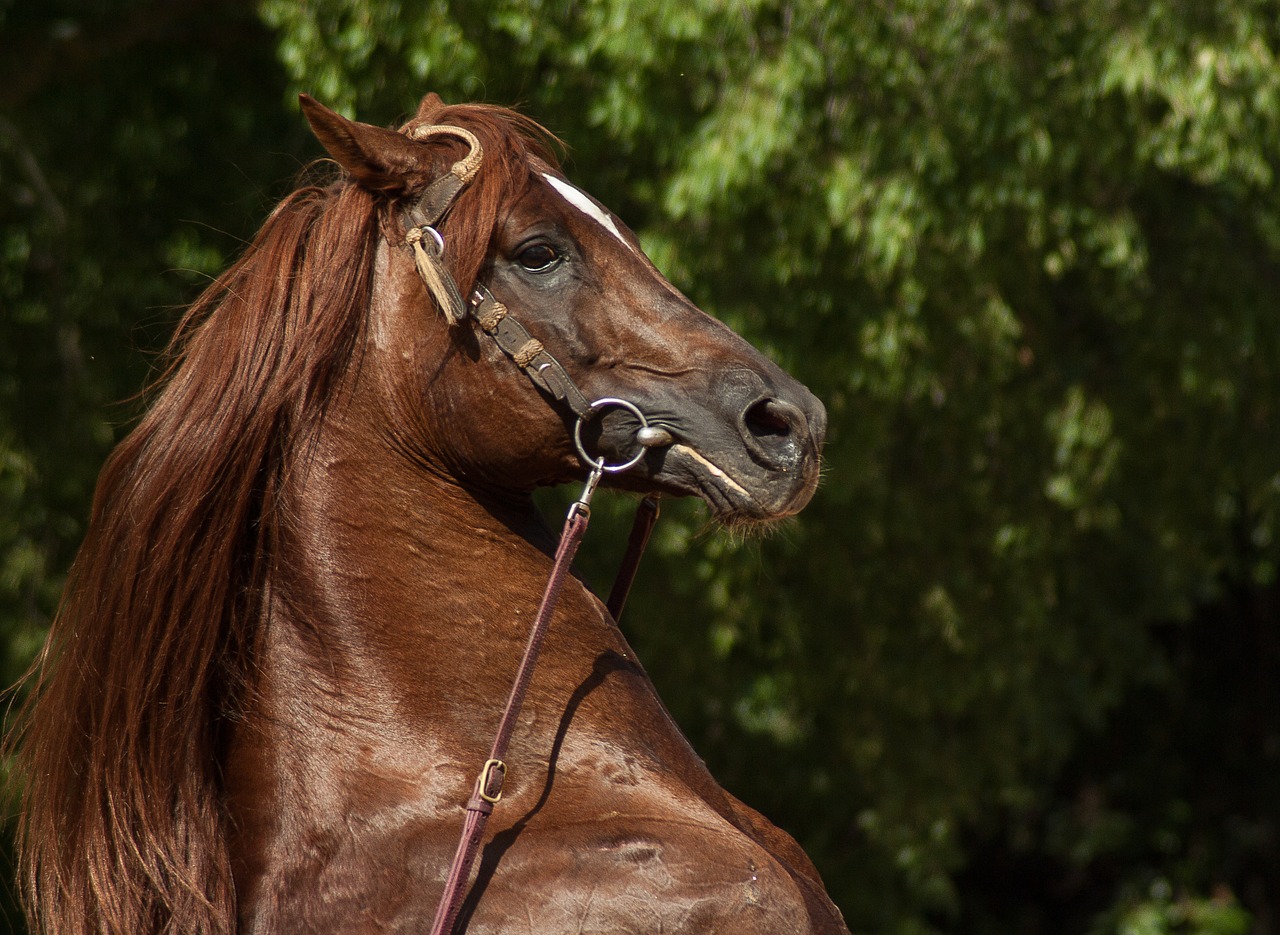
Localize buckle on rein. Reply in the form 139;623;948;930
477;758;506;805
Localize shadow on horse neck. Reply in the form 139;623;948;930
9;92;844;935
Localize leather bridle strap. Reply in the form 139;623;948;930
428;480;597;935
400;132;664;935
397;133;594;420
606;495;660;620
469;284;594;419
401;124;482;326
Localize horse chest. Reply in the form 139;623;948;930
457;817;818;935
241;825;815;934
234;767;825;934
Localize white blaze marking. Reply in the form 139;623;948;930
541;172;634;251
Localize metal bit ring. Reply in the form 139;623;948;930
573;398;651;474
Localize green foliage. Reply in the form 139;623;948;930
3;1;1278;932
0;0;311;673
1103;880;1251;935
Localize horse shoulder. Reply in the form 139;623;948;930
454;597;847;934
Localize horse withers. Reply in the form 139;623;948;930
11;93;846;934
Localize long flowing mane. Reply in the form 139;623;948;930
9;100;559;935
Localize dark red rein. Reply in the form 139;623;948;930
404;124;664;935
428;477;658;935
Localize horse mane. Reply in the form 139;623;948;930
7;98;560;935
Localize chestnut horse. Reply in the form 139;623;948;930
11;93;846;934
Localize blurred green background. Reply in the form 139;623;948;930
3;1;1278;933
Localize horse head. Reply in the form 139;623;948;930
301;94;825;522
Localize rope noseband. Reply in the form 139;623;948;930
399;124;666;935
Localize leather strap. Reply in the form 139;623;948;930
428;501;593;935
396;129;596;420
606;496;660;622
470;284;594;419
403;139;662;935
405;172;467;230
400;128;480;327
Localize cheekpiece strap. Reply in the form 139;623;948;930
399;126;593;420
470;285;594;419
402;124;484;325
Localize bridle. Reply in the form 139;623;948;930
400;122;667;935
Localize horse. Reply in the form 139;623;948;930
10;92;846;934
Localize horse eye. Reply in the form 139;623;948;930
516;243;561;273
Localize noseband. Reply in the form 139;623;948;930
399;123;665;935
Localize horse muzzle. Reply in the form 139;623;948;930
590;370;827;523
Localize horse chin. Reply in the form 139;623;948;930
652;442;820;528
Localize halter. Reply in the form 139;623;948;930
401;123;667;935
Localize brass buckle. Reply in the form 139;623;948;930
478;758;506;804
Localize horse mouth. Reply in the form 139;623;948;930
644;439;821;525
587;382;827;524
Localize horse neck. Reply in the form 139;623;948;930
255;396;571;744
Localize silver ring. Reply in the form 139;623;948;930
573;398;651;474
421;225;445;255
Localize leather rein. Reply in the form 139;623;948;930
400;124;665;935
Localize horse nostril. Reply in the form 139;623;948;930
743;398;796;440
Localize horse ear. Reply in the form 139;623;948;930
413;92;446;122
300;94;422;196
